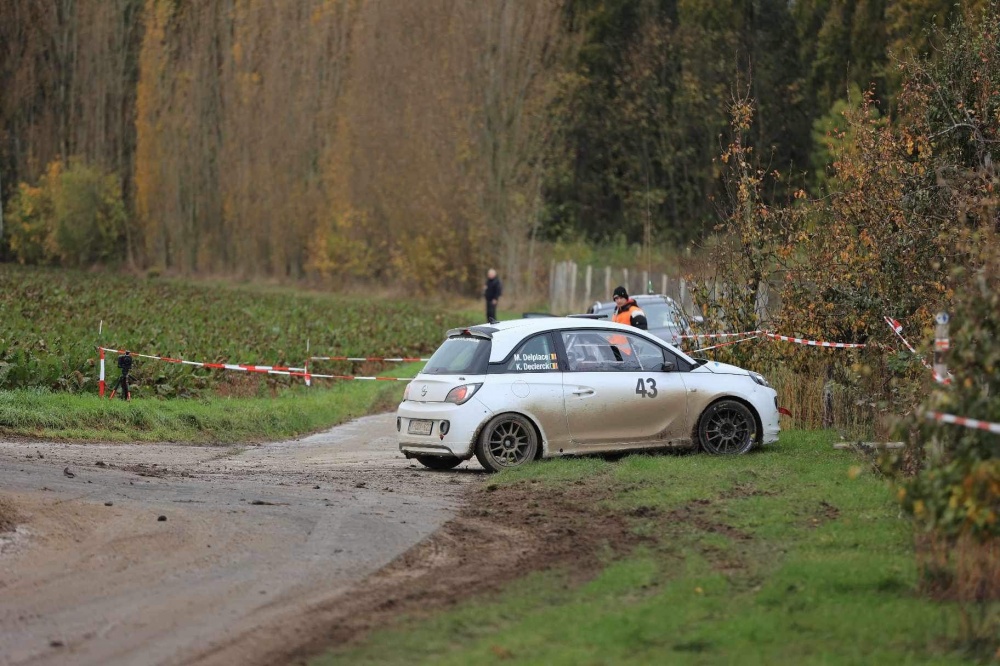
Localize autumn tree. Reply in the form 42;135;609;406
307;0;570;295
889;8;1000;644
542;0;810;249
0;0;143;259
135;0;356;276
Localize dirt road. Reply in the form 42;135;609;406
0;414;485;666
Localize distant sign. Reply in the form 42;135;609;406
935;312;949;325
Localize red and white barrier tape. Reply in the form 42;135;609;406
680;330;762;340
762;332;866;349
308;373;410;382
925;410;1000;435
883;317;951;385
99;347;412;383
99;347;306;376
310;355;429;363
691;336;760;352
682;330;864;351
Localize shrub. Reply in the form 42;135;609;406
4;160;127;267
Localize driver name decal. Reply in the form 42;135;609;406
512;352;558;371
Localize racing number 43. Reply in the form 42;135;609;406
635;378;658;398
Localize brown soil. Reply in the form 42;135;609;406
0;496;19;533
195;476;647;666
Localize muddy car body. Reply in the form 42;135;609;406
397;318;780;472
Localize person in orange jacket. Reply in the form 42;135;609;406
611;286;648;330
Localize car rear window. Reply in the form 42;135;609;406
422;337;491;375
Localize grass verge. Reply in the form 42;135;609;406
0;363;417;443
312;430;987;665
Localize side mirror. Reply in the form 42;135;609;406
661;361;676;372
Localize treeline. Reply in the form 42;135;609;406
0;0;990;293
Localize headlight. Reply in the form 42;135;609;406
445;383;482;405
749;371;771;388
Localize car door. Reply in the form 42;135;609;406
482;332;571;453
560;330;689;451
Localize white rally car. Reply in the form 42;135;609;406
397;317;780;472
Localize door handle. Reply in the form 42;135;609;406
573;388;595;396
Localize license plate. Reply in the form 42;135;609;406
407;419;433;436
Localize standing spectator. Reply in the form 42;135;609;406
484;268;502;323
611;286;648;330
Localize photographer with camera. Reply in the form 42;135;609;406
111;350;133;401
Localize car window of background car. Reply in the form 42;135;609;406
423;337;491;375
643;301;684;330
494;334;559;373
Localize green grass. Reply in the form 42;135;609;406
314;431;985;665
0;264;471;396
0;371;411;443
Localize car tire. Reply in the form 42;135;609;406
697;400;757;455
414;455;463;470
474;413;538;472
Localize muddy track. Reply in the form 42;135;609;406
0;414;483;666
1;415;640;666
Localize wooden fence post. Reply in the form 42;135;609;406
569;262;578;313
584;265;592;310
549;259;559;310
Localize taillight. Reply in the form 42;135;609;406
444;383;482;405
403;382;412;400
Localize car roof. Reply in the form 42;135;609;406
590;293;680;310
449;316;694;364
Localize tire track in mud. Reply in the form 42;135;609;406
0;414;479;666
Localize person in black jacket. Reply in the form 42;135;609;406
484;268;502;323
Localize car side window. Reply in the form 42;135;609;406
499;333;559;373
561;331;662;372
629;334;668;371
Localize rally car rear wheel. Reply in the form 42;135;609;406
475;413;538;472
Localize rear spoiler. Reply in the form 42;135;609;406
445;325;496;339
567;313;609;320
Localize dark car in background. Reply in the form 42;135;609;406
586;294;696;346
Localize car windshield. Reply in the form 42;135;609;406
642;302;685;330
423;336;491;375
